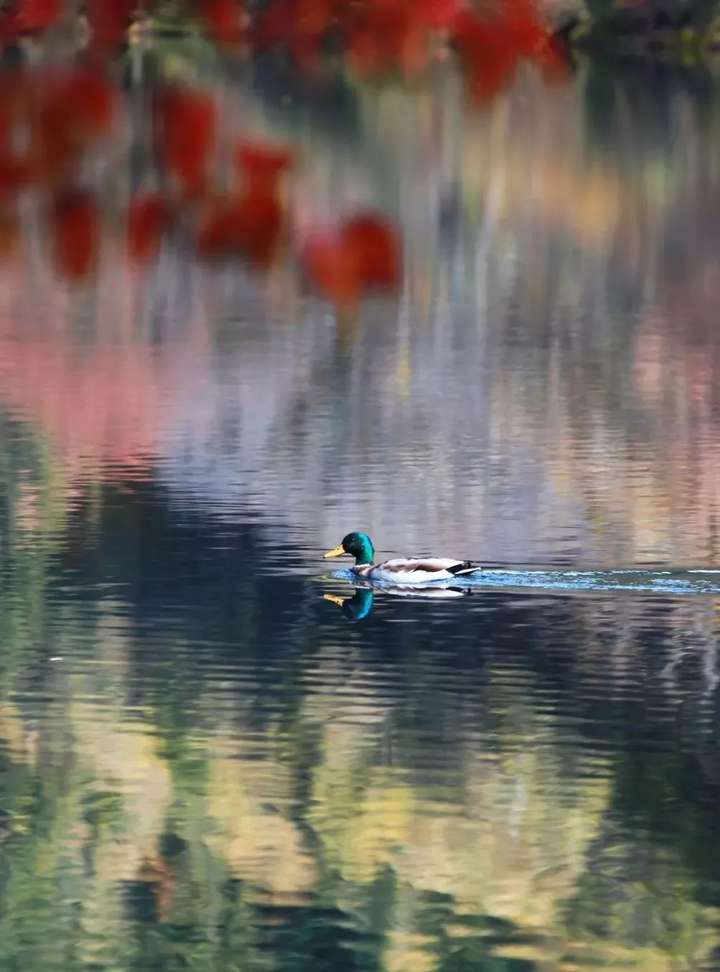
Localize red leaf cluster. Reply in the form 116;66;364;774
252;0;338;69
303;213;401;309
234;142;294;194
452;1;567;101
245;0;564;86
250;0;464;76
14;0;60;32
198;191;285;267
156;87;218;198
344;0;464;78
50;189;99;280
86;0;137;50
0;67;118;279
0;0;60;41
197;139;294;267
199;0;247;45
0;65;403;304
0;0;568;94
127;192;173;265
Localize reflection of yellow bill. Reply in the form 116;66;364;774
323;594;346;607
323;545;345;559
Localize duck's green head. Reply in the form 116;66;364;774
324;531;375;565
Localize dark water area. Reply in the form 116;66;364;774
1;51;720;972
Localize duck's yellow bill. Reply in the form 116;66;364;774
323;594;346;607
324;545;345;559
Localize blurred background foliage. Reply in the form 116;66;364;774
0;3;717;972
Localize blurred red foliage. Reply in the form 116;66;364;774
42;69;116;138
251;0;337;68
127;192;173;264
0;0;567;304
197;191;285;267
303;212;401;308
86;0;136;49
199;0;247;45
14;0;60;32
0;206;19;258
157;86;218;198
0;154;33;197
50;189;99;280
0;0;59;40
234;141;294;194
32;69;117;181
452;1;567;100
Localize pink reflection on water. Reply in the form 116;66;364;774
0;261;210;476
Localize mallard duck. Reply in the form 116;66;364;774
324;532;481;584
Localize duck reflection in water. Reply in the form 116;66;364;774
323;584;468;621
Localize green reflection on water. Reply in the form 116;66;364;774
0;435;717;972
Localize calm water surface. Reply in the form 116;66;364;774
0;60;720;972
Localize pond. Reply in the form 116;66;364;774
0;55;719;972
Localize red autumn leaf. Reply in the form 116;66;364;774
398;22;430;77
250;0;293;49
294;0;336;37
50;189;100;280
346;5;427;77
1;70;35;132
0;206;19;259
452;2;561;101
127;192;172;264
15;0;61;32
158;87;217;198
197;191;284;268
86;0;136;48
0;153;33;197
200;0;245;43
252;0;336;51
452;10;498;62
234;141;294;194
501;0;548;58
33;114;77;183
415;0;463;31
303;231;362;309
31;69;116;181
0;13;20;43
303;210;402;307
197;204;238;256
292;0;338;67
56;70;117;137
239;192;284;266
0;106;12;153
346;28;384;76
466;46;518;101
342;213;400;290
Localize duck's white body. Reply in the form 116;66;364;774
324;534;482;586
350;557;481;585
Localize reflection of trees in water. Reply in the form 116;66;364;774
457;69;720;564
0;64;719;970
154;69;720;562
1;67;720;563
0;458;718;969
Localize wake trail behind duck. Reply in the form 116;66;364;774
329;567;720;595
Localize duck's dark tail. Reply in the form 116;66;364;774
448;561;482;577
